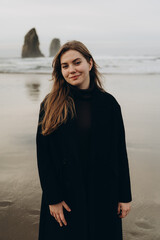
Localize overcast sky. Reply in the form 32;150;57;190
0;0;160;57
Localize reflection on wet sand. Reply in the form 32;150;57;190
25;82;40;101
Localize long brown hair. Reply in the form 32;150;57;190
40;40;104;135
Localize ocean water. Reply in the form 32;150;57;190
0;55;160;74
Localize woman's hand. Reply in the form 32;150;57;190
49;201;71;227
117;202;131;218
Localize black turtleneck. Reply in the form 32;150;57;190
67;80;95;195
67;80;96;239
67;80;96;133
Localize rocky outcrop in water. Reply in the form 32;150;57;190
49;38;61;57
22;28;44;58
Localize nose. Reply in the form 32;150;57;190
68;64;76;73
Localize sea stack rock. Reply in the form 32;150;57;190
22;28;44;58
49;38;61;57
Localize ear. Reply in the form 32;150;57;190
89;58;93;71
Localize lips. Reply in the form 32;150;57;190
70;74;81;79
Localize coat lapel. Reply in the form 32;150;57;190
89;90;107;167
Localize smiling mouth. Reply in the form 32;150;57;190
70;75;81;79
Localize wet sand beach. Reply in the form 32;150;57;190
0;73;160;240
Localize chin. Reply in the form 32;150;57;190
70;80;83;86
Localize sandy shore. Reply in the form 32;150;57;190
0;73;160;240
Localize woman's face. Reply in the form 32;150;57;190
60;50;93;89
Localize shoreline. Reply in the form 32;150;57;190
0;72;160;75
0;72;160;76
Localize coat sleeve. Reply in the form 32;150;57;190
114;103;132;203
36;102;64;205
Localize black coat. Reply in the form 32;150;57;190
36;88;132;240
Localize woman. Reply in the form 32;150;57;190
36;40;132;240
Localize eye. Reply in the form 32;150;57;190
75;61;81;65
62;65;68;69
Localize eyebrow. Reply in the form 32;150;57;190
61;58;81;65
